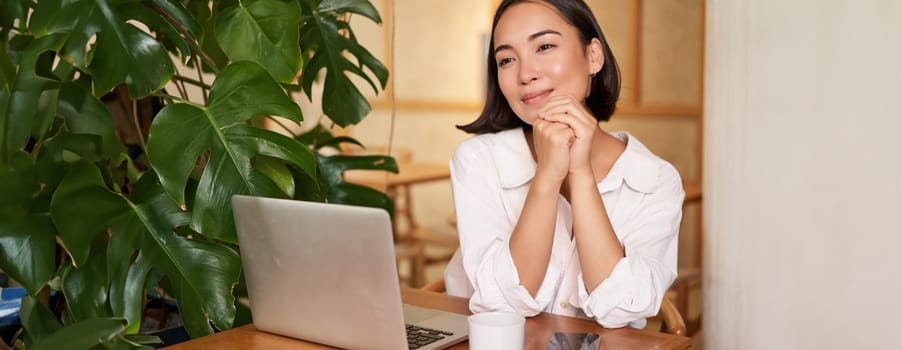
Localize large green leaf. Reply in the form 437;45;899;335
32;79;59;141
134;0;204;61
0;42;14;89
43;0;173;97
186;0;230;72
147;61;311;243
298;0;387;127
50;162;242;337
0;0;31;36
51;161;132;266
0;151;38;213
57;82;123;158
142;224;241;337
32;0;198;65
32;317;127;350
126;172;240;336
253;155;296;197
317;0;382;22
19;296;63;348
216;0;302;83
0;33;63;165
120;334;162;348
28;0;76;35
61;243;113;321
0;214;57;294
107;211;153;334
112;253;152;334
317;154;397;214
0;152;57;294
19;266;153;349
293;125;396;212
33;130;107;205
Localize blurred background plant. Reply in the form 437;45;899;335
0;0;394;348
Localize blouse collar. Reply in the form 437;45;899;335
492;128;661;194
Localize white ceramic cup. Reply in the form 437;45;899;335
467;311;526;350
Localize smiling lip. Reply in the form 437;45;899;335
521;89;553;105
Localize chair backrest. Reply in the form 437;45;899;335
419;278;687;336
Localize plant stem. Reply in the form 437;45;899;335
9;325;22;348
170;69;189;99
172;75;213;90
148;2;220;74
132;99;148;153
264;116;297;136
193;55;209;104
151;92;195;105
177;75;190;100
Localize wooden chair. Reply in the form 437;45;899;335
419;278;687;336
664;180;704;336
343;145;458;287
667;267;702;336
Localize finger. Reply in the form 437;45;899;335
541;112;594;137
535;122;575;145
540;102;595;126
536;121;573;138
541;95;580;109
540;111;584;127
538;96;582;115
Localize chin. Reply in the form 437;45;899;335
511;110;536;126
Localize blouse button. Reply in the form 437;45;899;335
559;302;569;309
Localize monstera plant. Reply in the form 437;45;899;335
0;0;396;348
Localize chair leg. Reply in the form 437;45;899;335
410;241;426;288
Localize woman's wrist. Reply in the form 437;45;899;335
567;168;595;185
532;172;565;194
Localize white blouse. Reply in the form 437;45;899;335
444;128;684;329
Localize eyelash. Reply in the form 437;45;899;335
496;44;557;67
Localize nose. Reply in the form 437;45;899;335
518;57;538;85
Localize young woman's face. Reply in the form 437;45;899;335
492;1;602;124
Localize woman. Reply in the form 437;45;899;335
444;0;685;329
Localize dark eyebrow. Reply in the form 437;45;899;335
493;29;563;55
528;29;562;41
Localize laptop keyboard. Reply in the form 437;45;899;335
406;324;454;349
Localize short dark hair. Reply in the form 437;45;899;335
458;0;621;134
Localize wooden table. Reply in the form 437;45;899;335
344;162;451;190
164;288;691;350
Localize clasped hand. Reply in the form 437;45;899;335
532;95;597;185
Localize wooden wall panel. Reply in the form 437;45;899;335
641;0;704;106
392;0;490;101
587;0;635;105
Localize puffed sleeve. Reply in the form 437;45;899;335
574;163;684;328
449;140;562;316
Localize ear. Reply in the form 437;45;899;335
587;38;605;75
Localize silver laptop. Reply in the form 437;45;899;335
232;195;469;349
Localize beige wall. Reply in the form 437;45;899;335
705;0;902;348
